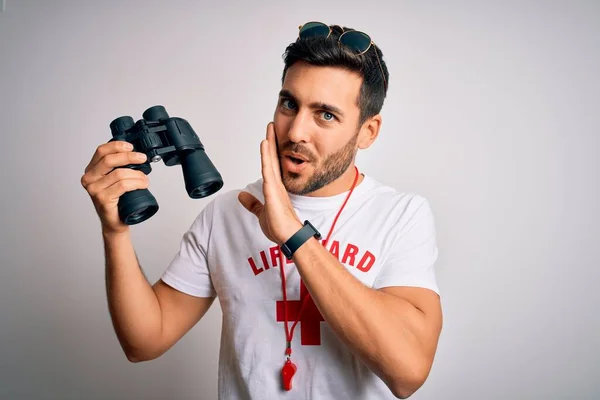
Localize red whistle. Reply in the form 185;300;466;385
281;359;297;391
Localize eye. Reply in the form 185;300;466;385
281;98;297;111
320;111;336;121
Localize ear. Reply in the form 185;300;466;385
357;114;382;150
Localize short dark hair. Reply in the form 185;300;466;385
281;24;389;126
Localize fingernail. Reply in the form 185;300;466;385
124;142;133;150
136;153;147;161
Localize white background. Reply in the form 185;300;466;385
1;0;598;399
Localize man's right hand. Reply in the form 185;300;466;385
80;141;149;235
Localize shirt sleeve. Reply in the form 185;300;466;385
160;201;216;298
373;197;440;295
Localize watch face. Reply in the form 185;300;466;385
282;221;321;260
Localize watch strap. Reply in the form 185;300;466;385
281;220;321;260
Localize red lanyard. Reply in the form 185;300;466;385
278;166;360;391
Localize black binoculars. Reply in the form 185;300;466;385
109;105;223;225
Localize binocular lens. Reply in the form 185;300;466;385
190;181;223;199
181;150;223;199
118;189;159;225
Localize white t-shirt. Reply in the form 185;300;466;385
161;173;440;400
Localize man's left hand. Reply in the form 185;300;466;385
238;122;302;245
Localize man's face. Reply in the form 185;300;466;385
273;62;366;196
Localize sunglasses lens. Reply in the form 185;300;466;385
299;22;330;38
339;31;371;53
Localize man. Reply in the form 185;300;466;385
81;22;442;399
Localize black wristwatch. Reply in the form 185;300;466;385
281;220;322;260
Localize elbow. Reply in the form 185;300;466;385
125;351;148;363
115;330;167;363
125;350;159;363
388;364;430;399
391;386;417;400
390;379;422;399
123;344;163;363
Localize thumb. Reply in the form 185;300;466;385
238;191;263;217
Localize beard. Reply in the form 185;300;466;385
280;131;359;196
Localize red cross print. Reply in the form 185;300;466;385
276;280;325;345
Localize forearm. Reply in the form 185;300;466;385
103;229;162;360
292;237;429;395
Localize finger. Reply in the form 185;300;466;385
260;139;276;186
87;168;148;197
266;122;282;181
97;175;150;204
238;191;263;217
85;141;133;173
82;151;147;188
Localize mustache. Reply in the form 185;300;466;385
278;142;316;162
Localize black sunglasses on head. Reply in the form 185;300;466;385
298;21;388;91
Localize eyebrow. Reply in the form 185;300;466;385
278;89;345;118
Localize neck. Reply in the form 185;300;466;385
305;164;363;197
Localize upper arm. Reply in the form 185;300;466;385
374;196;442;360
150;279;215;356
148;201;218;357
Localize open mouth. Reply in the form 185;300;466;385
288;156;305;165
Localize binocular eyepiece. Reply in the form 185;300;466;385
109;105;223;225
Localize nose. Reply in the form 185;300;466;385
286;112;312;144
